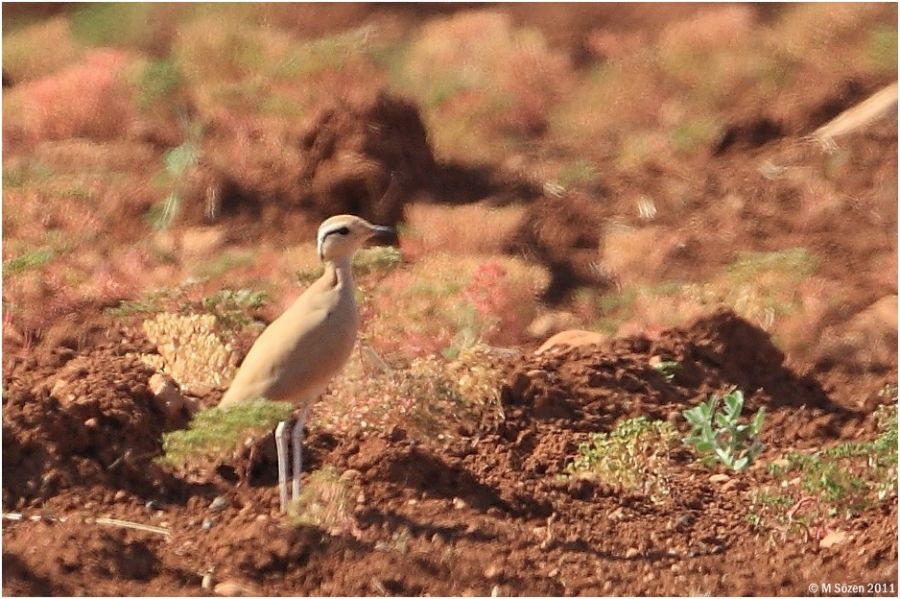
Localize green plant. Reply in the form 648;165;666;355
565;417;679;501
134;59;184;110
105;291;168;317
352;246;403;276
683;388;765;471
3;247;56;275
770;404;897;511
556;159;598;188
159;399;294;467
199;288;268;331
147;121;202;230
288;466;357;535
192;250;256;280
746;403;898;542
726;248;819;280
69;2;160;49
145;192;182;231
669;116;723;154
867;26;898;72
652;359;681;383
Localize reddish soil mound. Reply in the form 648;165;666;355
6;308;894;596
2;319;175;508
300;92;436;223
500;309;863;461
183;93;435;240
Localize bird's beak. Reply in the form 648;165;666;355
366;224;398;247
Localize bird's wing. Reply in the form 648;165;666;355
220;278;347;407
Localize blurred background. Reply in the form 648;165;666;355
3;3;897;414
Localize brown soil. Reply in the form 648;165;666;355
179;93;435;242
3;308;896;596
3;4;897;596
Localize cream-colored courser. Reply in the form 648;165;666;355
220;214;394;512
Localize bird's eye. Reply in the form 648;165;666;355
334;226;350;235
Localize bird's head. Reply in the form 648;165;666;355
316;214;396;263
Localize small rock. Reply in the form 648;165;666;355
548;568;559;578
721;478;746;493
644;571;655;582
255;514;268;523
491;585;501;597
149;373;185;421
535;329;606;354
670;563;682;573
407;499;418;506
50;379;69;402
209;496;229;512
625;548;640;559
819;530;849;549
356;492;366;504
83;418;99;429
709;474;730;483
113;490;128;502
452;497;467;510
340;469;362;482
201;518;214;530
484;565;501;580
214;579;259;597
526;311;578;340
608;507;626;521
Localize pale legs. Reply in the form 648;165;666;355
274;405;312;514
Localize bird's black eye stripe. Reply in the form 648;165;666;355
323;226;350;240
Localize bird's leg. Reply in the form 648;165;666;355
290;405;311;505
274;421;290;514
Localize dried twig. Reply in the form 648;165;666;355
95;517;172;537
3;512;171;537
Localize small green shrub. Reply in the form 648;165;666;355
134;59;184;110
159;399;294;468
147;124;202;231
751;404;898;536
566;417;679;501
771;404;897;511
200;288;268;331
145;192;182;231
352;246;403;276
867;26;898;72
3;247;57;275
556;159;598;189
288;466;356;535
669;116;723;154
683;388;765;471
192;250;256;280
652;360;681;383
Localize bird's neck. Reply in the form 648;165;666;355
324;258;354;289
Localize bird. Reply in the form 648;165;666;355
219;214;395;513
